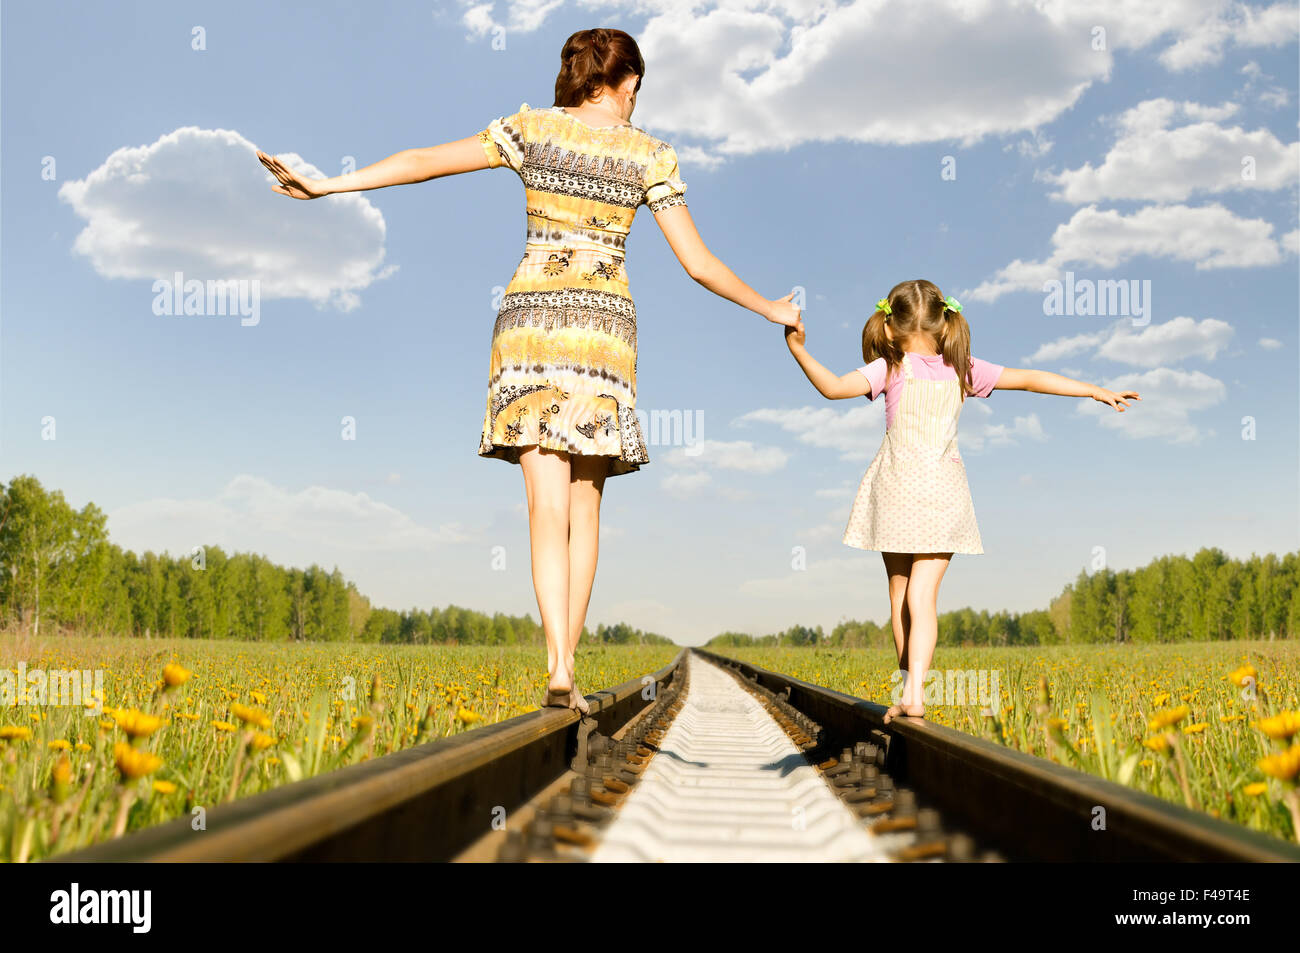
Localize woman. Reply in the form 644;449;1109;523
257;27;801;712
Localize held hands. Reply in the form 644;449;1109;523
783;318;806;350
765;292;801;327
1091;385;1141;412
257;150;330;200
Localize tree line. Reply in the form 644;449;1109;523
0;474;671;646
707;549;1300;648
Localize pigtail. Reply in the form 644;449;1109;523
938;304;974;399
862;308;901;373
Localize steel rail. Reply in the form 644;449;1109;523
52;651;684;863
695;648;1300;863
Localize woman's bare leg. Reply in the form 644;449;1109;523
882;552;912;722
519;446;573;694
565;454;609;712
901;553;952;716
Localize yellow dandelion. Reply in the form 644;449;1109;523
1242;781;1269;797
248;732;275;752
1142;735;1170;753
456;707;482;725
1254;710;1300;741
112;708;162;739
1228;664;1256;688
47;739;71;751
211;720;237;733
1257;745;1300;782
152;780;178;795
0;725;32;742
113;742;162;780
250;690;268;705
1148;705;1189;732
162;663;192;688
229;703;271;730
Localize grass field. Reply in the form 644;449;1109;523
712;641;1300;843
0;634;678;862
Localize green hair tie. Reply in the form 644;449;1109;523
876;297;892;316
942;295;963;314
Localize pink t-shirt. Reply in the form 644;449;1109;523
857;353;1005;430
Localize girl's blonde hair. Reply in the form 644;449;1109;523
862;279;975;399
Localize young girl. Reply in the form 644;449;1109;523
783;279;1139;722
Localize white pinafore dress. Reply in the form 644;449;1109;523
842;354;983;555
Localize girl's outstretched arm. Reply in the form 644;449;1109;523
783;321;871;400
257;136;490;199
995;368;1141;412
653;205;801;327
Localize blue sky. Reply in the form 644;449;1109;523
2;1;1297;645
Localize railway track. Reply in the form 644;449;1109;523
53;649;1300;863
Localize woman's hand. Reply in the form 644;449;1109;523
1092;385;1141;412
765;292;801;327
784;318;806;350
257;150;332;199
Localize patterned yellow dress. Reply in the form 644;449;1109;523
476;102;688;476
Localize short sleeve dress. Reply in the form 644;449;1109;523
476;103;688;476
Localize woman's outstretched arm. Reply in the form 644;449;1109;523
653;205;801;326
257;136;489;199
783;321;871;400
995;367;1141;412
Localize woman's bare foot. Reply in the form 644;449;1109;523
901;703;926;719
883;703;905;724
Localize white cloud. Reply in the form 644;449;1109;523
1044;99;1299;203
458;1;1298;157
1259;337;1284;350
58;127;396;311
1098;317;1234;365
814;482;855;500
658;438;789;497
957;403;1047;451
1027;317;1234;366
734;402;883;461
1157;1;1299;71
662;439;789;473
1025;330;1108;363
660;470;713;498
1076;367;1226;443
1013;130;1055;158
108;475;470;564
967;204;1288;302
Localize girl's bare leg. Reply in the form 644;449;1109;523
565;454;609;712
882;552;912;722
901;553;952;716
519;446;573;695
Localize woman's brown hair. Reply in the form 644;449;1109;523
554;28;644;107
861;279;975;398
